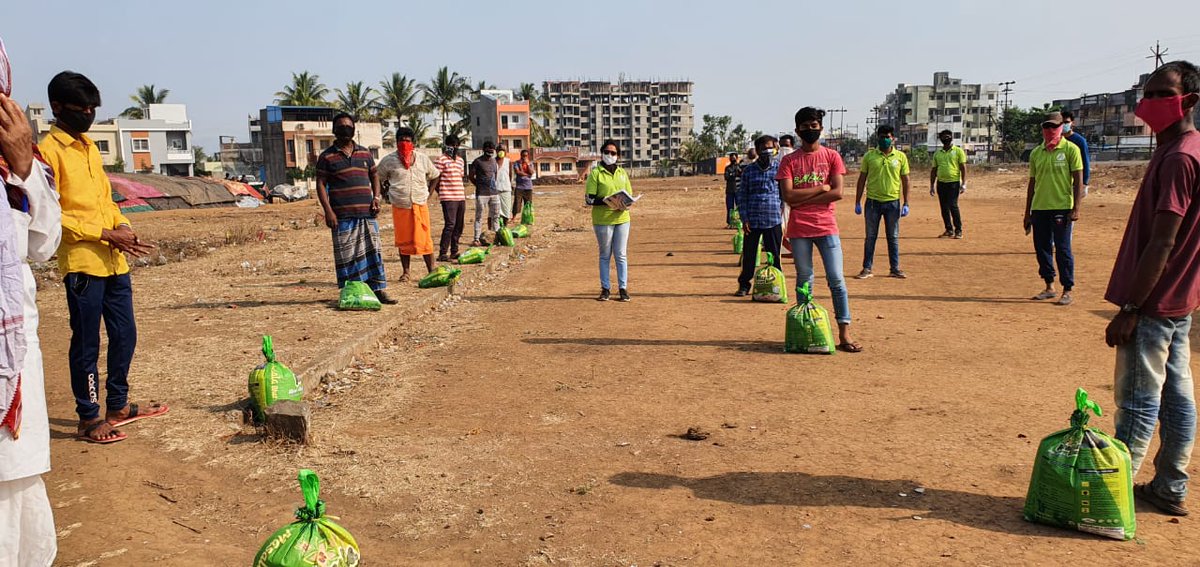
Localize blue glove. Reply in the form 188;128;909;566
854;203;863;215
901;204;910;217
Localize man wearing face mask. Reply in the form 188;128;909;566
1025;111;1084;306
733;136;782;296
1062;111;1091;198
495;144;514;224
468;141;501;246
38;71;165;445
378;127;439;280
315;113;395;303
855;125;910;279
930;129;967;238
1103;60;1200;516
778;135;796;157
433;135;467;260
723;152;741;229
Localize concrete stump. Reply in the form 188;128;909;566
264;400;310;444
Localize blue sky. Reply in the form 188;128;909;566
4;0;1199;151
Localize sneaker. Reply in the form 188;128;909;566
1031;289;1057;301
953;231;963;239
889;270;907;279
596;289;611;302
939;230;954;238
618;289;631;302
734;287;751;297
1056;292;1073;306
854;269;874;279
375;291;399;305
1136;483;1189;516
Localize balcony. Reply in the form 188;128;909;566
166;149;193;162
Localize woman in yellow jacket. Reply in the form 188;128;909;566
584;140;632;302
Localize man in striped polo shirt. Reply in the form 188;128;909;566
315;113;395;303
433;134;467;260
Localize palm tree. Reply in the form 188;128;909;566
517;82;556;147
422;67;471;136
379;73;426;124
275;71;330;106
473;80;497;96
120;84;169;119
405;117;441;148
335;81;380;121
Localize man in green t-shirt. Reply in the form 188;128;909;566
854;124;911;279
929;129;967;238
1024;111;1084;306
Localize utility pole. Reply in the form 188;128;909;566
999;81;1016;112
827;107;847;144
986;106;994;164
1148;40;1169;68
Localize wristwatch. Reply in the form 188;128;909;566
1121;303;1140;314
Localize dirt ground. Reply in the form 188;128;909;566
35;165;1200;566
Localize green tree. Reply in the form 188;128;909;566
334;81;380;121
998;106;1050;160
908;145;931;167
275;71;330;106
838;137;868;157
518;82;557;147
103;156;126;173
378;73;426;124
405;117;441;148
193;146;208;173
423;67;471;136
120;84;169;119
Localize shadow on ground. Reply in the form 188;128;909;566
525;337;778;352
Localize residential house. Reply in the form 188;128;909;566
470;90;531;152
258;105;384;188
115;104;194;176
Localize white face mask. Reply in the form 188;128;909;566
602;154;618;166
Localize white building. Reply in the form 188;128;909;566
115;104;195;176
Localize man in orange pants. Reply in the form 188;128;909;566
377;127;440;281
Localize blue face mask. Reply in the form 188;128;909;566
1062;123;1073;134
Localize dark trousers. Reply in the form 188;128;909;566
440;200;466;256
936;181;963;232
738;224;783;289
725;192;736;225
513;189;533;220
1032;210;1074;291
65;272;137;421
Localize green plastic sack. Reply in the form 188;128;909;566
337;281;381;311
784;282;834;354
521;201;535;225
738;239;763;268
496;220;515;247
730;208;741;225
732;225;744;255
1023;388;1135;540
458;245;491;265
254;469;360;567
752;253;788;303
511;224;530;238
247;336;304;423
418;265;462;288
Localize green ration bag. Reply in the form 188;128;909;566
732;223;744;255
1023;388;1135;540
496;219;515;247
784;282;835;354
458;245;491;265
254;469;360;567
418;265;462;288
751;252;788;303
337;281;381;311
521;201;535;225
730;208;741;225
247;336;304;423
511;224;530;238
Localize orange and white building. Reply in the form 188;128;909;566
470;90;531;152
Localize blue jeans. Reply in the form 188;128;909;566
594;222;630;290
863;198;901;272
65;272;137;421
1031;210;1074;290
1114;315;1196;502
789;235;851;324
725;192;736;225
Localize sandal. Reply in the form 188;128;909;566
397;273;411;283
78;419;127;444
837;342;864;353
106;402;169;428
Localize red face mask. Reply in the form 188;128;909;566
1135;95;1186;133
398;141;415;166
1043;125;1063;150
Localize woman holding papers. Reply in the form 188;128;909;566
584;140;635;302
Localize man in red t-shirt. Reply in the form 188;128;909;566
1104;60;1200;516
776;107;861;353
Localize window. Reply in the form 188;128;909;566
95;140;110;153
560;162;573;172
286;140;296;160
370;148;379;159
476;117;481;126
306;140;315;156
540;163;551;172
132;138;150;152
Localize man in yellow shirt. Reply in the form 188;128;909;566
854;124;911;279
38;72;164;444
929;129;967;238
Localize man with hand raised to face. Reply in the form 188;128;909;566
1024;110;1083;306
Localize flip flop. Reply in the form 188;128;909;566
106;402;169;428
78;420;127;444
1031;290;1057;301
837;342;864;353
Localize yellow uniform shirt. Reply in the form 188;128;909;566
585;166;633;226
38;126;131;277
933;146;967;183
861;148;910;202
1029;140;1083;211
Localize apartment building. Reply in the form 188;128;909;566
470;89;531;151
1052;73;1155;147
543;80;694;169
258;105;385;188
878;72;999;153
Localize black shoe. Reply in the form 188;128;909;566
734;287;750;297
375;290;399;305
953;231;963;239
1136;483;1189;516
596;288;610;302
436;254;450;263
618;289;631;302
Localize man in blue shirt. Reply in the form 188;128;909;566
734;135;783;296
1062;111;1091;197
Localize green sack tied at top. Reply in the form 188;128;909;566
458;245;491;265
337;281;381;311
247;335;304;423
496;218;515;247
732;226;744;255
521;201;535;225
784;282;834;354
253;469;360;567
752;252;788;303
511;224;530;239
1023;388;1136;540
418;265;462;289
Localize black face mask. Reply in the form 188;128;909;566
57;108;95;134
798;129;821;144
940;137;952;145
333;125;355;139
443;146;457;156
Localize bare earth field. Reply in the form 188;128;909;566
36;164;1200;566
